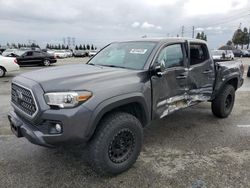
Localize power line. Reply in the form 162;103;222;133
163;8;250;39
197;12;250;28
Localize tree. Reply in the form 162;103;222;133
86;44;90;50
204;35;207;41
91;44;94;50
243;27;249;49
11;43;17;48
196;33;201;39
66;45;69;49
226;40;233;46
196;32;207;41
75;45;79;50
79;45;83;50
31;43;36;48
83;45;86;50
232;28;244;49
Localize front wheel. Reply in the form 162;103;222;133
0;67;6;77
43;59;51;66
88;112;143;176
211;84;235;118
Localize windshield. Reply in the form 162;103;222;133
88;41;156;70
14;50;26;56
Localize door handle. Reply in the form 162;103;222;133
176;75;187;79
203;70;213;74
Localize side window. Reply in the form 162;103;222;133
157;44;184;69
190;43;209;66
26;51;33;56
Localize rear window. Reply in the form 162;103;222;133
190;43;209;66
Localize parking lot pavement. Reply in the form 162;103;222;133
1;58;250;187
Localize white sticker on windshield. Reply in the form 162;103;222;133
130;49;148;54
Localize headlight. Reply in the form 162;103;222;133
44;91;92;108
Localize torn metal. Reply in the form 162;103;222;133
157;93;210;118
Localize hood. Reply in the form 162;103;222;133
20;64;144;92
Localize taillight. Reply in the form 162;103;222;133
14;59;17;64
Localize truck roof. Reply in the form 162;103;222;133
120;37;207;44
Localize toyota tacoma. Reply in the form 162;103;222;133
8;38;244;176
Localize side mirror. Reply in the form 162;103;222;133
154;65;163;77
153;60;165;77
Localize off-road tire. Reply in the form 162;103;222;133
88;112;143;176
212;84;235;118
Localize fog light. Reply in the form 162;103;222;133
55;124;62;132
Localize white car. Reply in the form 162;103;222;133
46;50;55;55
242;50;250;57
65;50;73;57
2;49;18;57
212;50;225;60
212;50;234;61
0;55;20;77
88;50;98;57
54;50;68;58
225;50;234;60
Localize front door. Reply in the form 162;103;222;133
19;51;34;65
151;43;189;119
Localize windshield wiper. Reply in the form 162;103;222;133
98;64;127;69
87;63;103;67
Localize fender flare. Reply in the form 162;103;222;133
85;93;150;140
213;74;239;98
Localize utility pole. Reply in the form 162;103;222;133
192;26;195;38
72;37;76;47
181;26;184;37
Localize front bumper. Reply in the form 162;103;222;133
8;111;54;147
8;104;93;147
50;59;57;63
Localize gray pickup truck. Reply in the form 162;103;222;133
8;38;244;176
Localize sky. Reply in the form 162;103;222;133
0;0;249;49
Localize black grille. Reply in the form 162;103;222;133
11;83;37;117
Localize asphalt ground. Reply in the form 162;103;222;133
0;57;250;188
